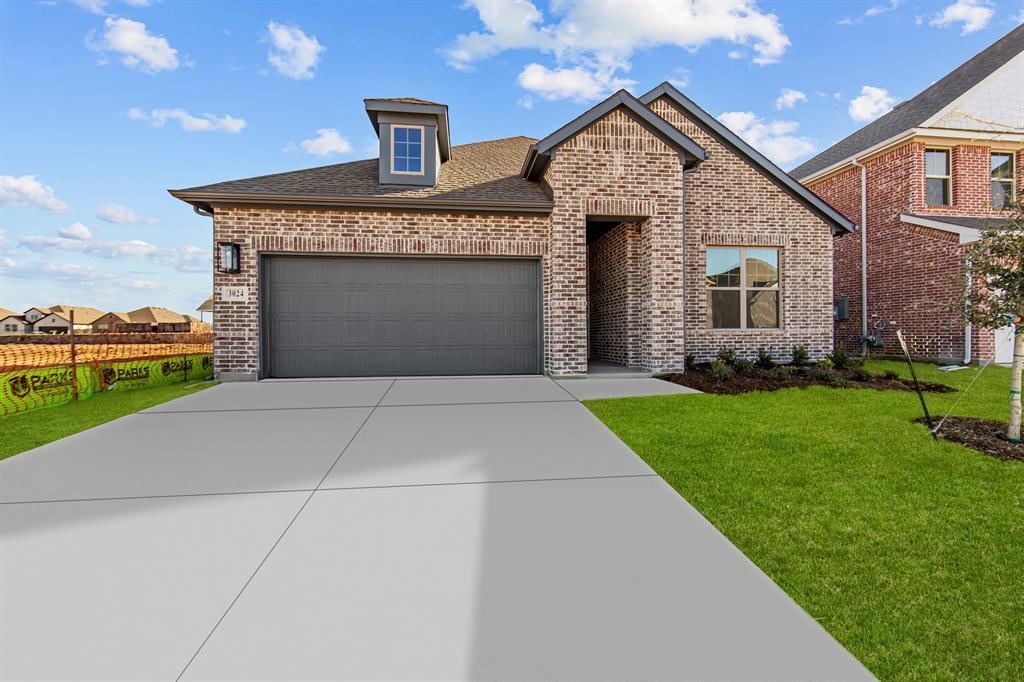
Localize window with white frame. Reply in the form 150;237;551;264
391;125;424;175
925;148;951;206
706;247;781;329
991;152;1014;208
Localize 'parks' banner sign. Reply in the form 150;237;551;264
0;353;212;416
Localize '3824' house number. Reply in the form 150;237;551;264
220;286;249;303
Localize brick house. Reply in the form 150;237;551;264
171;84;852;380
794;25;1023;364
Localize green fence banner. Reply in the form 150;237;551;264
0;353;212;416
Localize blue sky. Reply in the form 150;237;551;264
1;0;1020;315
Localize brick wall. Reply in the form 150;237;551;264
649;96;836;362
806;140;1017;361
211;208;549;378
542;108;685;374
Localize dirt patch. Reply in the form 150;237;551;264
659;364;954;395
917;416;1024;462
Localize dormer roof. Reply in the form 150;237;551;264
364;97;452;162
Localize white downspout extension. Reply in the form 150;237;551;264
852;159;868;356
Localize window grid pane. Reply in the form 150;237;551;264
706;247;781;329
925;149;949;177
392;126;424;174
991;153;1013;179
926;178;950;206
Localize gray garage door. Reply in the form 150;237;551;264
263;256;541;377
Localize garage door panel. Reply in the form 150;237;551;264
264;257;540;377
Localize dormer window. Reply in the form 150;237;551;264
392;125;424;175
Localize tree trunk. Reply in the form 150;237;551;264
1010;328;1023;442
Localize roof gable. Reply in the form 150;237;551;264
521;89;708;181
640;82;854;235
793;24;1024;180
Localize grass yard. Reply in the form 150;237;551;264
0;380;215;461
587;360;1023;681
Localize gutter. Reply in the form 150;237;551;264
168;190;554;215
852;158;869;356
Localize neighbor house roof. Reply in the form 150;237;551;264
0;308;16;320
126;307;188;324
97;312;131;323
639;82;855;235
0;314;25;324
197;295;213;312
48;305;106;325
25;307;51;315
793;24;1024;181
170;136;553;214
521;89;708;181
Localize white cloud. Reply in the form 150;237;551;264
128;107;246;133
266;22;325;79
718;111;816;165
73;0;150;14
866;0;902;17
0;230;11;251
445;0;790;102
517;63;635;102
848;85;897;122
727;49;745;59
518;95;534;110
295;128;352;156
667;66;690;88
775;88;807;110
0;175;70;213
931;0;994;34
96;202;158;224
58;222;93;240
88;17;179;74
18;226;211;273
73;0;110;13
0;260;160;290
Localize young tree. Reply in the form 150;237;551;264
960;203;1024;441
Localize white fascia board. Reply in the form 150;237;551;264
899;213;982;244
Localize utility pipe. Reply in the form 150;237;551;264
852;159;868;356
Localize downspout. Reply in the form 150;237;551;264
964;255;973;365
851;159;868;357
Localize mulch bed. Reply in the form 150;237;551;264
659;363;954;395
916;416;1024;462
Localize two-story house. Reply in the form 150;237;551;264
795;25;1023;364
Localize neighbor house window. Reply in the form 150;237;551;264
925;148;951;206
706;247;781;329
992;152;1014;208
391;125;424;175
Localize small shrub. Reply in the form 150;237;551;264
685;353;697;368
882;369;901;381
709;359;734;383
766;366;792;381
826;347;851;369
852;366;873;382
779;365;796;377
791;345;810;366
808;365;836;382
734;358;754;373
817;358;835;371
716;347;737;365
755;348;775;369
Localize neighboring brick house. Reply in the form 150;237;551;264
795;25;1023;364
171;85;852;380
93;307;193;333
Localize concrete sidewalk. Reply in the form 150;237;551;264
0;376;872;681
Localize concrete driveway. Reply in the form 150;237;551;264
0;376;872;681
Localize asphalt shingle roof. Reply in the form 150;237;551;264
177;136;550;204
792;24;1024;180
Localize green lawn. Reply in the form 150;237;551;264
0;380;216;461
587;360;1023;681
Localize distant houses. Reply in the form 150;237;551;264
0;304;211;334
